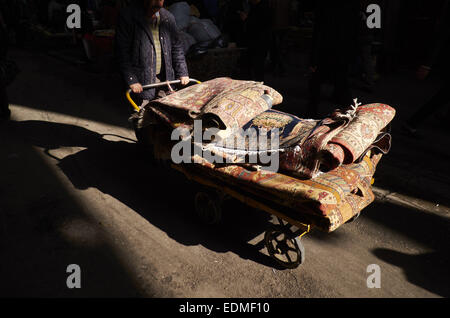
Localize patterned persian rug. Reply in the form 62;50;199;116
185;151;382;232
135;80;396;231
146;77;283;130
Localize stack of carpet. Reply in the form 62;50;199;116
138;78;396;232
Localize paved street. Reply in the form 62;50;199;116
0;48;449;297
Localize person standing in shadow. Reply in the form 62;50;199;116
222;0;248;48
241;0;272;82
307;0;360;118
268;0;291;77
402;1;450;137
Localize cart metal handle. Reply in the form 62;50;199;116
126;78;202;112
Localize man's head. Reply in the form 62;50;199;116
143;0;164;11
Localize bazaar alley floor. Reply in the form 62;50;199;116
0;48;449;297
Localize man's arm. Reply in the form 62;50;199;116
115;10;140;89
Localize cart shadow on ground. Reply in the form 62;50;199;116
0;122;152;297
5;119;450;296
365;201;450;297
5;119;294;271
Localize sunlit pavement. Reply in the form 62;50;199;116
0;49;448;297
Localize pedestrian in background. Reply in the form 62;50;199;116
222;0;247;47
307;0;360;118
268;0;290;77
355;0;376;92
403;1;450;136
241;0;271;82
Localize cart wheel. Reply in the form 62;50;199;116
346;212;361;223
265;225;305;269
194;191;222;225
